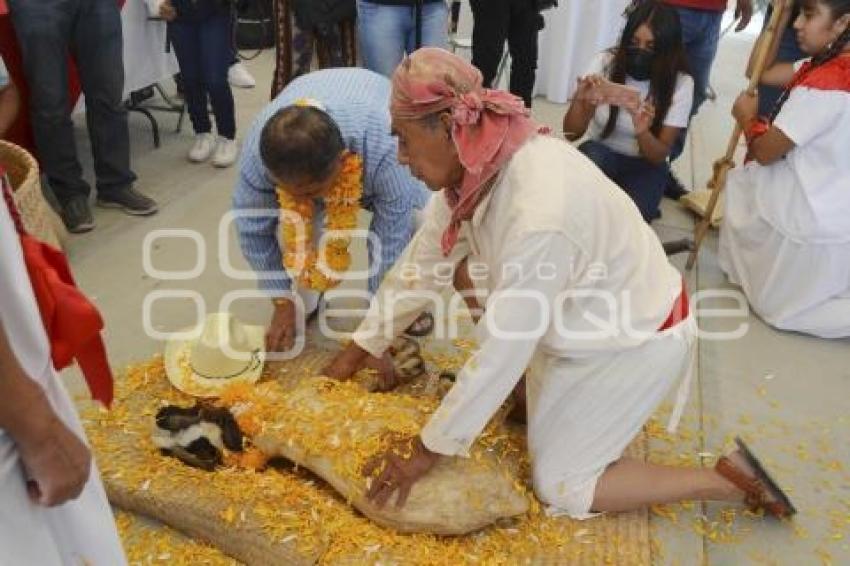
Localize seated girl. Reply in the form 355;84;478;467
563;0;693;223
720;0;850;339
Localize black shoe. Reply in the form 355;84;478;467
662;238;695;256
97;187;158;216
61;196;95;233
664;171;688;200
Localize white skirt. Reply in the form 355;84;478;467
719;170;850;339
0;366;127;566
526;316;697;519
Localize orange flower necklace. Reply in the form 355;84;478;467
276;152;363;292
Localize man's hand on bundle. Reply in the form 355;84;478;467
323;342;401;392
363;436;440;509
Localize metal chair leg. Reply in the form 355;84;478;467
126;104;161;149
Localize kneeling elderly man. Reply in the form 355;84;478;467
324;49;795;521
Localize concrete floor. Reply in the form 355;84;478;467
63;18;849;566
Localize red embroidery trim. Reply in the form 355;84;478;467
1;169;114;407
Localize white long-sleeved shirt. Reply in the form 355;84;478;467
352;136;682;457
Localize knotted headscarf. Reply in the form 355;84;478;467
391;48;544;255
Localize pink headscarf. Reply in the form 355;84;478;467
391;48;544;256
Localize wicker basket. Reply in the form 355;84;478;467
0;140;67;249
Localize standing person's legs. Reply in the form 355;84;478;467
506;0;541;107
758;24;803;116
199;11;237;140
413;0;449;51
8;0;89;205
73;0;137;198
170;20;213;137
271;0;293;97
356;0;408;77
669;7;722;161
470;0;510;88
681;10;721;118
227;0;256;88
315;22;347;68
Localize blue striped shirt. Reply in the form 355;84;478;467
232;68;430;294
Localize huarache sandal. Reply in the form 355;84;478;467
715;437;797;519
663;238;695;256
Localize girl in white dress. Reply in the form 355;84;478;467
720;0;850;338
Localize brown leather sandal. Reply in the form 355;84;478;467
715;437;797;519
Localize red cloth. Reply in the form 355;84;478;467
2;172;114;407
659;279;690;331
793;53;850;93
663;0;727;11
743;117;770;163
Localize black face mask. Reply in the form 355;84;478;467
625;47;654;81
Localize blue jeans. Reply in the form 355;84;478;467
8;0;136;204
357;0;449;77
169;11;236;139
758;17;804;116
579;140;668;223
670;6;722;161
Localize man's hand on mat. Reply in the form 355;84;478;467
266;299;297;352
323;342;400;392
364;436;439;509
365;351;401;391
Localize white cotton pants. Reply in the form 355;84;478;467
525;316;697;519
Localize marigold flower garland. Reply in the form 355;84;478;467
276;152;363;291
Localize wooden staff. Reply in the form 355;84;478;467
686;0;795;270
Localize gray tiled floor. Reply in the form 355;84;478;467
63;23;849;565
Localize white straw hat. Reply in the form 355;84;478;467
164;313;266;397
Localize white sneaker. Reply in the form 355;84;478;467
228;62;256;88
188;133;215;163
212;137;238;168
